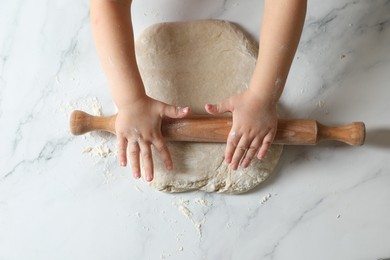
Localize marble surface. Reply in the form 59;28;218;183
1;0;390;259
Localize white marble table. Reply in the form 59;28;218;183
1;0;390;259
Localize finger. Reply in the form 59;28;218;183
163;105;190;119
230;137;251;171
204;100;231;115
138;141;154;182
153;138;173;171
257;132;275;160
128;139;141;179
117;135;128;167
240;138;261;168
225;130;240;164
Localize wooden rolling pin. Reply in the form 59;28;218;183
69;110;365;146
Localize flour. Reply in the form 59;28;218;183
61;96;103;118
62;96;116;182
172;197;212;238
318;100;325;108
273;77;283;103
178;203;193;219
260;193;272;204
194;197;210;207
316;99;329;115
92;144;113;158
83;147;93;153
175;232;184;242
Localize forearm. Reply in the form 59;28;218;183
90;0;145;108
250;0;307;102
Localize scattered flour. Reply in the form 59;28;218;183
178;203;193;219
176;232;184;242
194;197;210;207
260;193;272;205
316;99;330;115
172;198;213;238
61;96;103;118
62;96;117;183
143;8;160;17
92;144;113;158
82;147;93;153
318;100;325;108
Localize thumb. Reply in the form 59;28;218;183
205;100;231;115
163;105;190;119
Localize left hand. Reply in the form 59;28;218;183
205;88;278;170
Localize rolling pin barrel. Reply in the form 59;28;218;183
69;110;365;146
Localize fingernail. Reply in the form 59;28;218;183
146;175;152;182
226;158;231;163
120;161;126;167
183;107;189;113
167;165;173;171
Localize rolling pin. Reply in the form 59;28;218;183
69;110;365;146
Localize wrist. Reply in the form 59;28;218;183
115;92;149;110
248;74;285;105
111;79;148;109
247;85;280;107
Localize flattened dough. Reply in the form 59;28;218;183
135;20;282;194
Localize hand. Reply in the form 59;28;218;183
116;96;190;181
205;89;277;170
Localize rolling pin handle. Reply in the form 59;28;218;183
70;110;116;135
317;121;365;146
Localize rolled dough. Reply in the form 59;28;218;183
135;20;283;194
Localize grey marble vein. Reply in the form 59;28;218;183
2;136;73;180
9;10;89;157
262;197;326;260
298;0;390;103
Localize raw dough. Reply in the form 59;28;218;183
135;20;282;194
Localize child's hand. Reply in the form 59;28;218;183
116;96;190;181
205;89;277;170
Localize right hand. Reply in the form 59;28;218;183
116;96;190;182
